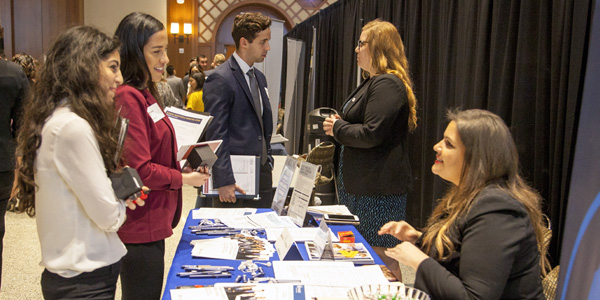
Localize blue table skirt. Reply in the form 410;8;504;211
162;209;384;300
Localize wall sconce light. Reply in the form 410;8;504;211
177;0;184;3
171;22;191;43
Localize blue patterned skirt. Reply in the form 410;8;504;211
337;146;407;248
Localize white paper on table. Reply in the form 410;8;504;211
247;212;299;228
304;285;351;299
170;286;227;300
265;227;339;242
214;283;303;300
219;212;299;229
288;162;320;226
273;261;388;288
164;106;212;148
192;208;257;219
307;205;353;216
191;239;239;260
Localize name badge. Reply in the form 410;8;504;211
147;103;165;123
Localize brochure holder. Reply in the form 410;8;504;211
274;228;303;261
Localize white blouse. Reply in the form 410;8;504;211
35;106;127;278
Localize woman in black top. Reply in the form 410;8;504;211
379;109;548;299
323;19;418;281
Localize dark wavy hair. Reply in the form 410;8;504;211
115;12;164;104
232;12;271;49
12;52;37;83
15;26;122;217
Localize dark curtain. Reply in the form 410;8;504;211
282;0;590;264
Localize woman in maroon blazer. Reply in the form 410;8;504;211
114;12;209;300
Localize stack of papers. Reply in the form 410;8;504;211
191;234;275;261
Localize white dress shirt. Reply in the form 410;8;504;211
35;106;127;278
232;51;263;115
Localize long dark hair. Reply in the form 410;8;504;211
15;26;122;217
190;72;205;92
115;12;165;104
421;109;549;275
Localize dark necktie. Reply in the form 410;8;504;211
247;69;268;165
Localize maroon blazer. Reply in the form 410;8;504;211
115;85;183;244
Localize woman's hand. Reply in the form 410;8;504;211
385;242;429;270
182;165;210;186
124;186;149;210
378;221;422;243
323;114;341;136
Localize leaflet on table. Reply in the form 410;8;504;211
305;242;374;265
190;235;275;261
190;238;239;260
215;283;306;300
219;211;298;229
191;207;257;219
264;227;340;242
287;161;320;227
273;261;388;288
170;286;227;299
307;205;353;216
203;155;258;198
164;106;213;148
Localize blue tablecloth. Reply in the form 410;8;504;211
162;209;384;300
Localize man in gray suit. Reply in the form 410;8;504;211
166;64;185;104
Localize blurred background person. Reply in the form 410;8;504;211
166;64;185;104
206;53;226;77
183;63;202;103
323;19;418;281
380;109;548;299
198;54;209;70
182;57;198;93
14;26;144;299
11;52;37;84
114;12;209;300
0;39;29;289
156;77;181;108
185;72;205;112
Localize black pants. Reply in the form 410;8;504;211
212;162;273;208
120;240;165;300
0;171;13;289
41;261;121;300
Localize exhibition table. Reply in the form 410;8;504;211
161;209;384;300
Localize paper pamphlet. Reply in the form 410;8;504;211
287;161;320;227
203;155;259;197
271;156;299;215
164;106;212;147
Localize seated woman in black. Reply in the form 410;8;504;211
379;109;549;299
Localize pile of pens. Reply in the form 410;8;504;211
189;219;242;235
176;265;234;279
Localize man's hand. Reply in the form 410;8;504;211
217;184;246;203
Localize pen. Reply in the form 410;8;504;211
188;273;232;278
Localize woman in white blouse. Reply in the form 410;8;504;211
15;26;145;299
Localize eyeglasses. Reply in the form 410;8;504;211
357;40;369;50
